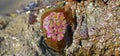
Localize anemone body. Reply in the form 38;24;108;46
43;12;67;41
41;8;75;51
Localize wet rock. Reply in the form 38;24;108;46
28;13;37;24
0;0;120;56
65;0;120;56
0;17;8;30
0;14;43;56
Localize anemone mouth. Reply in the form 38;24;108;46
43;12;67;41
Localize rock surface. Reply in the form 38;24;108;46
66;0;120;56
0;0;120;56
0;14;46;56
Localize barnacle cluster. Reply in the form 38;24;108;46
43;12;67;41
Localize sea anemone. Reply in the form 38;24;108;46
43;12;67;41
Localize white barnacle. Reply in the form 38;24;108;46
39;9;42;13
46;5;51;8
36;17;39;21
26;11;31;14
41;8;45;12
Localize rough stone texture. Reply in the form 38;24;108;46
0;14;43;56
66;0;120;56
0;0;120;56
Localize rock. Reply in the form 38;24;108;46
66;0;120;56
0;14;43;56
0;0;120;56
0;17;8;30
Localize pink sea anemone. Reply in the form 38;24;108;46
43;12;67;41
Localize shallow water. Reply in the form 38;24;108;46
0;0;33;14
